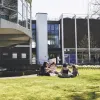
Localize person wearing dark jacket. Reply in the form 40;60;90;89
39;62;50;76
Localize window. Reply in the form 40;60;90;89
48;24;51;31
55;30;59;34
21;53;26;58
12;53;17;59
51;24;55;30
32;24;36;29
51;30;55;34
32;30;36;40
3;53;8;56
48;40;50;45
55;24;59;30
48;24;60;48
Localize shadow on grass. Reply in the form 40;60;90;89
69;93;85;100
68;92;100;100
80;74;100;83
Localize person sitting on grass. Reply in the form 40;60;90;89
71;65;79;77
39;62;50;76
58;63;72;78
49;62;58;75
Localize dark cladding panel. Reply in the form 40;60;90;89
90;19;100;48
63;18;100;48
0;0;2;4
63;18;75;48
77;19;88;48
0;47;30;65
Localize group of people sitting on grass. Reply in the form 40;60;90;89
38;62;79;78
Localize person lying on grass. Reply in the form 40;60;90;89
58;64;72;78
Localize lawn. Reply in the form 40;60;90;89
0;69;100;100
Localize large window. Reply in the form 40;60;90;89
0;0;17;22
18;0;31;29
48;24;59;48
0;0;2;4
32;24;36;29
32;23;60;48
32;23;36;48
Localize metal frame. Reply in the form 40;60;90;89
74;15;78;64
61;14;64;64
60;13;94;64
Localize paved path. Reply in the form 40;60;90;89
0;74;37;79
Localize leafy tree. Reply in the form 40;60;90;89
78;34;98;48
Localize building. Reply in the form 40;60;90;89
0;0;32;68
32;13;62;64
32;13;100;65
1;0;100;66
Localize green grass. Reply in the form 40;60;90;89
0;69;100;100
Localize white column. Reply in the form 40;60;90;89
22;0;24;22
59;24;60;48
30;3;32;30
87;0;91;62
26;1;28;28
17;0;19;24
74;15;78;64
29;3;32;64
87;15;91;62
61;14;64;64
29;39;32;64
36;13;48;64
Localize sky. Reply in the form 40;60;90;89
32;0;89;19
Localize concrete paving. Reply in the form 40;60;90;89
0;74;37;79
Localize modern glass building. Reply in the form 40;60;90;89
32;13;100;65
0;0;32;67
1;1;100;66
32;18;62;64
0;0;31;29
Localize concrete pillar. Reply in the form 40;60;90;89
29;38;32;64
36;13;48;64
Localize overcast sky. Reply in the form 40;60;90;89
32;0;90;19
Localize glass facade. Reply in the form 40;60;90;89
18;0;31;29
32;23;36;48
32;23;60;48
48;24;59;48
0;0;31;29
0;0;17;22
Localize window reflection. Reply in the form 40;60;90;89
32;24;36;29
51;24;55;30
32;23;60;48
32;24;36;48
48;24;60;48
18;0;31;29
55;24;59;30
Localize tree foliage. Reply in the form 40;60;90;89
78;34;98;48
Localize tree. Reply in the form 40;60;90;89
90;0;100;16
78;34;98;48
